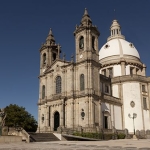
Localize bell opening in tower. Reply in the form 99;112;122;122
79;36;84;49
92;36;95;50
53;53;56;61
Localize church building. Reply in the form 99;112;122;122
37;9;150;133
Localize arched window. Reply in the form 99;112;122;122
80;74;85;91
79;36;84;49
56;76;61;94
92;36;95;50
42;85;45;99
43;53;46;65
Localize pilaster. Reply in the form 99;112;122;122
121;61;126;75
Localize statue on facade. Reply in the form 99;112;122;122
0;108;6;135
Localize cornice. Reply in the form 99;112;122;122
111;75;150;84
100;55;143;68
76;59;101;68
100;94;122;106
74;26;100;36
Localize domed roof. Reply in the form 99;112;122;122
99;38;140;60
99;20;140;60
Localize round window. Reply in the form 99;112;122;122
130;101;135;108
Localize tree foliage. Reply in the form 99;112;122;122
4;104;37;132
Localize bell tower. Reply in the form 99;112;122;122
74;8;100;63
39;29;61;75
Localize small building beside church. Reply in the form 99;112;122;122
37;9;150;133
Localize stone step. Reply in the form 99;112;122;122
28;132;60;142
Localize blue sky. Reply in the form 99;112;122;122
0;0;150;121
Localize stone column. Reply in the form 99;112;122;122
89;30;92;50
45;77;47;99
148;83;150;126
47;47;50;66
84;64;88;94
99;101;102;128
49;48;52;65
50;73;53;95
65;102;67;127
95;36;98;51
62;69;65;96
86;99;89;127
90;97;94;127
70;99;74;128
121;61;126;75
38;105;41;133
44;105;47;129
46;105;49;127
51;105;54;131
142;64;146;76
49;106;51;127
60;100;64;127
140;83;145;130
84;30;87;53
133;67;136;74
119;83;125;129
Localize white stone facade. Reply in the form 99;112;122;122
37;9;150;133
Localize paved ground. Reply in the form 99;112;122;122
0;139;150;149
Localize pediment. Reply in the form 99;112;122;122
44;59;71;74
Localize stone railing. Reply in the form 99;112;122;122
8;127;30;143
136;129;150;139
20;128;30;143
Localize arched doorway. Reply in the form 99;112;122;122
54;111;60;131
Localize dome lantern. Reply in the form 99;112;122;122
107;20;125;41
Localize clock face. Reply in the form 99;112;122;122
80;54;83;58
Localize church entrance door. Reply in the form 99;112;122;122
54;111;60;131
104;116;108;129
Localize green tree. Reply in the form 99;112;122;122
4;104;37;132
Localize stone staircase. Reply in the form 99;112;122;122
28;133;60;142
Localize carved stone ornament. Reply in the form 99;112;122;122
130;101;135;108
81;112;85;118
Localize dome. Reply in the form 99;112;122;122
99;38;140;60
99;20;140;61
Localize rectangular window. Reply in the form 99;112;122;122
100;82;103;92
143;97;147;109
142;85;146;92
130;67;133;75
136;68;139;75
102;69;106;76
108;68;113;78
104;116;108;129
105;85;109;93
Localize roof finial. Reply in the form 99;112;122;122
46;28;55;44
49;28;53;35
63;53;66;61
84;8;88;15
71;54;74;62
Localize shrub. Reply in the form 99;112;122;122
104;133;113;140
118;133;126;139
73;132;81;136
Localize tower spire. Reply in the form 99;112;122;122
84;8;88;15
81;8;92;26
46;28;55;45
49;28;53;35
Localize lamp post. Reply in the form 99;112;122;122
128;113;137;136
